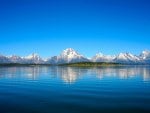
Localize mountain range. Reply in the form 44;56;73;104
0;48;150;64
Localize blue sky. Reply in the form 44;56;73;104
0;0;150;57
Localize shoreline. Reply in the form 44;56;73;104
0;62;149;67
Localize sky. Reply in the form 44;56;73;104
0;0;150;58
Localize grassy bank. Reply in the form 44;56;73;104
59;62;122;67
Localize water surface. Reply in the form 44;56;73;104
0;66;150;113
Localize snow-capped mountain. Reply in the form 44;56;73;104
0;53;44;64
0;49;150;64
140;50;150;60
59;48;89;63
23;53;44;64
0;55;11;63
139;50;150;64
47;48;89;64
46;56;58;64
8;55;24;63
114;53;140;63
92;53;115;62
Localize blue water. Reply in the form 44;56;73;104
0;66;150;113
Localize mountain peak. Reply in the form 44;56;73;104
65;48;75;51
140;50;150;59
117;53;128;58
61;48;80;57
8;55;20;57
92;52;115;62
25;53;40;59
142;50;150;53
95;53;104;57
53;48;89;63
115;52;140;63
0;49;150;64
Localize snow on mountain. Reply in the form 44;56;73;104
140;50;150;60
23;53;44;64
114;53;140;63
47;48;89;64
0;53;44;64
92;53;115;62
59;48;89;63
46;56;58;64
0;55;11;63
0;49;150;64
139;50;150;64
8;55;24;63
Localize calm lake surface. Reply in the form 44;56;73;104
0;66;150;113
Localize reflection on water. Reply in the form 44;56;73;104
0;66;150;83
0;66;150;113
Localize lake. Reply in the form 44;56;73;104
0;66;150;113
